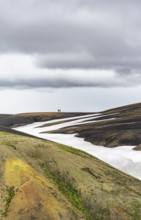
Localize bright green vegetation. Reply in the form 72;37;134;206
58;143;92;158
40;163;91;220
2;186;15;217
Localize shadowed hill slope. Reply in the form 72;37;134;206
0;129;141;219
0;112;90;128
50;102;141;148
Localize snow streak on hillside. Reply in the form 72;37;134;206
14;114;141;180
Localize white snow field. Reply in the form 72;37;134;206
13;113;141;180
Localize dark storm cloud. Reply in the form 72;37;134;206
0;0;141;88
0;78;108;89
0;69;140;89
0;78;126;89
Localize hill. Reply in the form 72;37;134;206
0;128;141;219
0;104;141;219
48;102;141;148
0;112;89;128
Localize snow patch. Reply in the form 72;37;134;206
13;113;141;180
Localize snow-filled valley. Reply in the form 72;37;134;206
13;113;141;180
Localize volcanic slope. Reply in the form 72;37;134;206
49;102;141;148
0;112;90;128
0;129;141;219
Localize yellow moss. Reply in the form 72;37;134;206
5;159;34;187
4;159;76;220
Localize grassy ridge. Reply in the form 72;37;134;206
0;131;141;219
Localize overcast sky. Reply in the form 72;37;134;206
0;0;141;113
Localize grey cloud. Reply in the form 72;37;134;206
0;78;113;89
0;0;141;80
0;71;140;89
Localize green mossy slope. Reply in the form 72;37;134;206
0;131;140;219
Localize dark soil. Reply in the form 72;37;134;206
48;103;141;149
